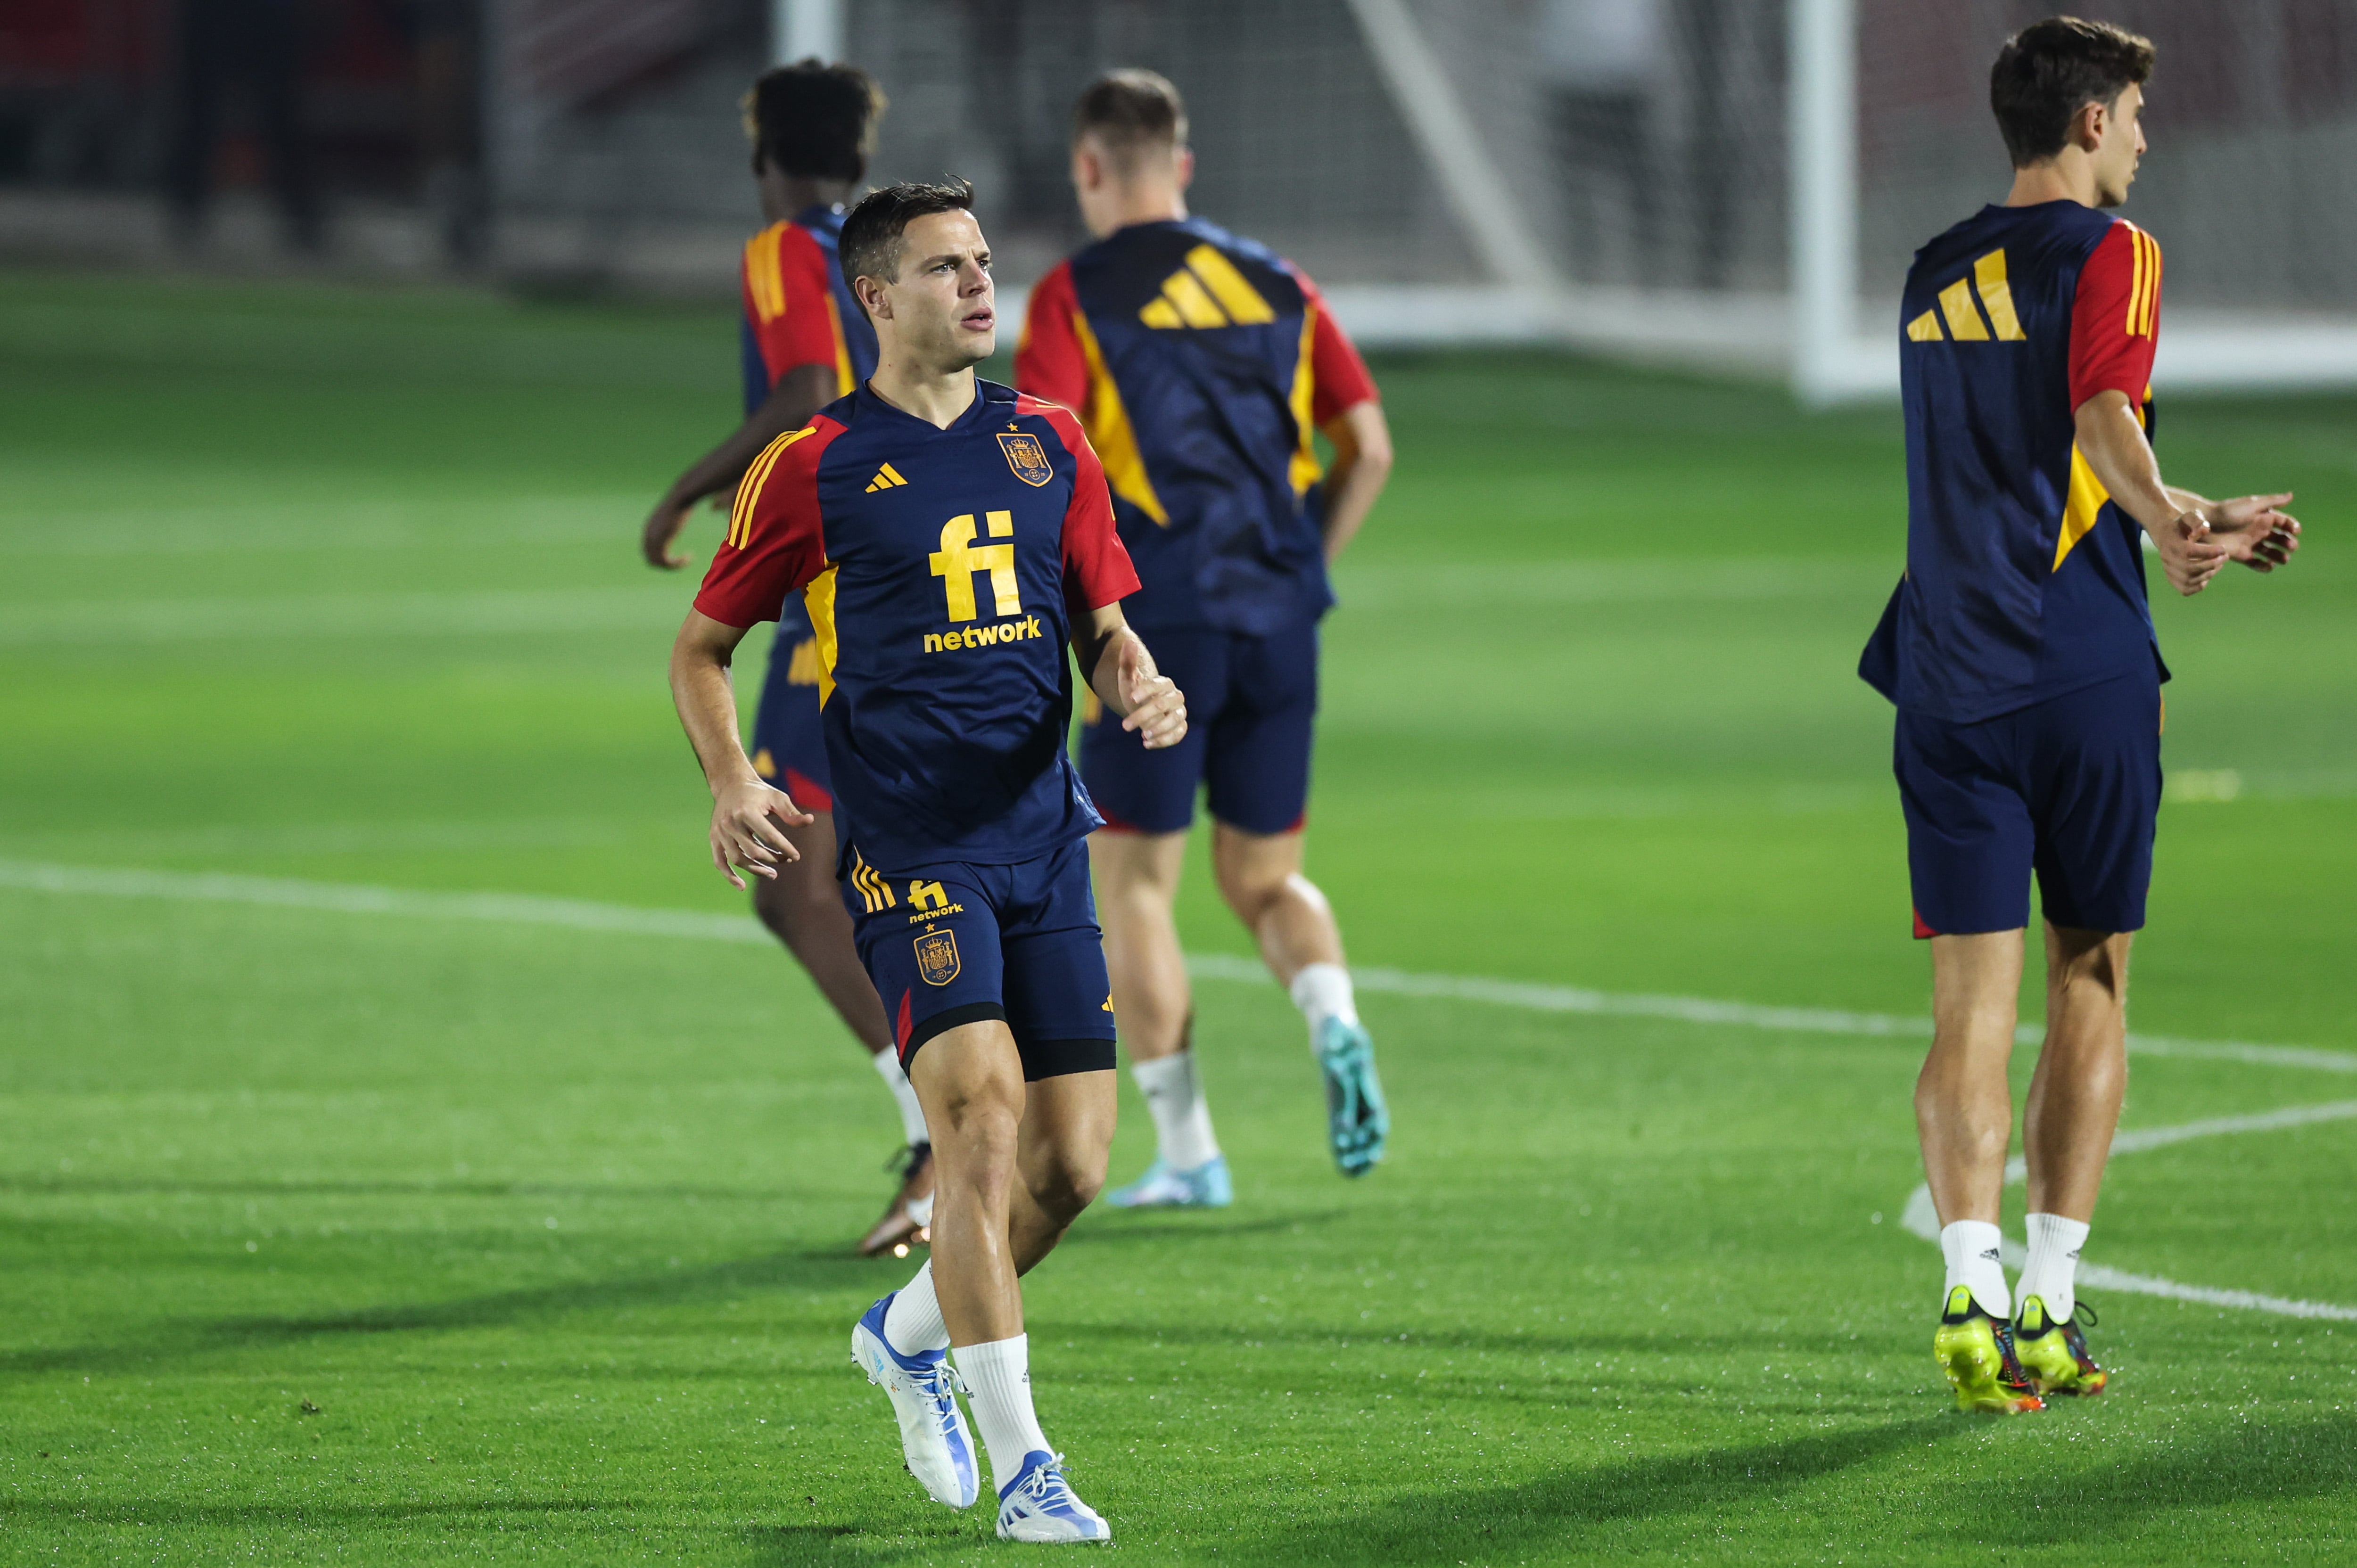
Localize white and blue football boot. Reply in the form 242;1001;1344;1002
849;1293;980;1509
994;1450;1111;1543
1105;1154;1234;1208
1316;1016;1389;1176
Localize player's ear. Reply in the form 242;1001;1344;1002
855;274;890;321
1173;145;1194;192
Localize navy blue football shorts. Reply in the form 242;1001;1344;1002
840;836;1118;1081
1895;666;2162;938
750;594;832;811
1080;619;1318;836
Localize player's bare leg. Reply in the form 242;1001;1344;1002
1916;930;2041;1412
876;1020;1113;1538
1213;824;1387;1176
1094;829;1231;1207
2012;923;2130;1396
750;810;934;1255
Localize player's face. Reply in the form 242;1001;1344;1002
2092;83;2145;208
874;210;997;371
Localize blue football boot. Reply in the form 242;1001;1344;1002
995;1450;1111;1543
849;1293;980;1508
1105;1154;1234;1208
1316;1016;1389;1176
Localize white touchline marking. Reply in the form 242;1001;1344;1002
7;855;2356;1316
1898;1100;2357;1322
5;858;2353;1071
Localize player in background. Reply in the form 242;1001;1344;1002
1861;16;2299;1414
671;181;1185;1541
1017;70;1395;1204
639;61;935;1257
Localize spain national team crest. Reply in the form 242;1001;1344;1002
915;928;961;986
997;431;1053;487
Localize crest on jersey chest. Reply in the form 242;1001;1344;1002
914;927;961;986
996;431;1053;487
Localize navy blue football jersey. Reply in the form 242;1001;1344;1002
1017;217;1379;637
694;380;1142;870
739;204;879;416
1861;201;2167;722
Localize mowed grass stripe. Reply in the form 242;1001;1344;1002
0;586;691;643
9;858;2353;1075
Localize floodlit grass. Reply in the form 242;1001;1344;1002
1;270;2352;1563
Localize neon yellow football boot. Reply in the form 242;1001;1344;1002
2013;1296;2108;1397
1933;1285;2044;1414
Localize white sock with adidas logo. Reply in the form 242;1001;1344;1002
2016;1212;2091;1323
1939;1219;2011;1319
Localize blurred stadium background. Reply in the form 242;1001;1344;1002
5;3;2356;1561
8;0;2357;394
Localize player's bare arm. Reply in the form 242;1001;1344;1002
669;607;814;886
643;362;838;569
2073;390;2298;594
1318;399;1393;564
1072;603;1186;750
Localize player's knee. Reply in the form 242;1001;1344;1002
751;872;846;957
1026;1145;1106;1224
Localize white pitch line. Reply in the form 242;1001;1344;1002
1897;1100;2357;1322
8;856;2354;1318
7;858;2355;1072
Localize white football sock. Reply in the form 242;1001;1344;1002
872;1048;931;1149
1939;1219;2011;1319
954;1334;1050;1495
1132;1051;1220;1171
1289;961;1359;1048
882;1260;950;1355
2017;1212;2091;1323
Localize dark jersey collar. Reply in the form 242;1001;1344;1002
849;376;1016;435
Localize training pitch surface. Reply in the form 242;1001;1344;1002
2;272;2353;1563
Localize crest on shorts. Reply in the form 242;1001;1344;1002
997;432;1053;487
915;928;961;986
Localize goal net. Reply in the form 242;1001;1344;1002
820;0;2357;402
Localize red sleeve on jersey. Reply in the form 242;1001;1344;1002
1015;262;1091;411
1292;266;1379;426
2069;222;2161;411
743;223;843;389
692;418;842;626
1025;399;1140;615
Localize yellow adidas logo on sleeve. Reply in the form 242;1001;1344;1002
1139;244;1277;329
865;462;908;493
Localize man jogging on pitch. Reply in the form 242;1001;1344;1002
1861;16;2299;1413
671;181;1184;1539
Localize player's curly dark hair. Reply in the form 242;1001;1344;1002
1990;16;2155;168
742;58;885;183
839;179;977;307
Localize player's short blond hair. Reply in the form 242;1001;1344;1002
1071;69;1187;176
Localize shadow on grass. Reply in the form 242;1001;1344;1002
0;1245;898;1377
1247;1408;2357;1564
0;1496;622;1526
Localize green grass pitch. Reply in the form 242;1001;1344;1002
2;269;2353;1564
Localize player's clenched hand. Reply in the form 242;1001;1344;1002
1116;637;1187;751
709;778;813;888
2205;492;2300;573
642;497;697;570
2154;509;2228;596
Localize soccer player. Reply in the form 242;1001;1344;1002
1861;16;2300;1414
639;61;935;1256
1016;70;1395;1204
669;181;1184;1541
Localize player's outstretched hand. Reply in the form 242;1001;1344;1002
709;778;813;888
643;497;697;570
1117;637;1188;752
2207;492;2301;573
2155;508;2229;596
